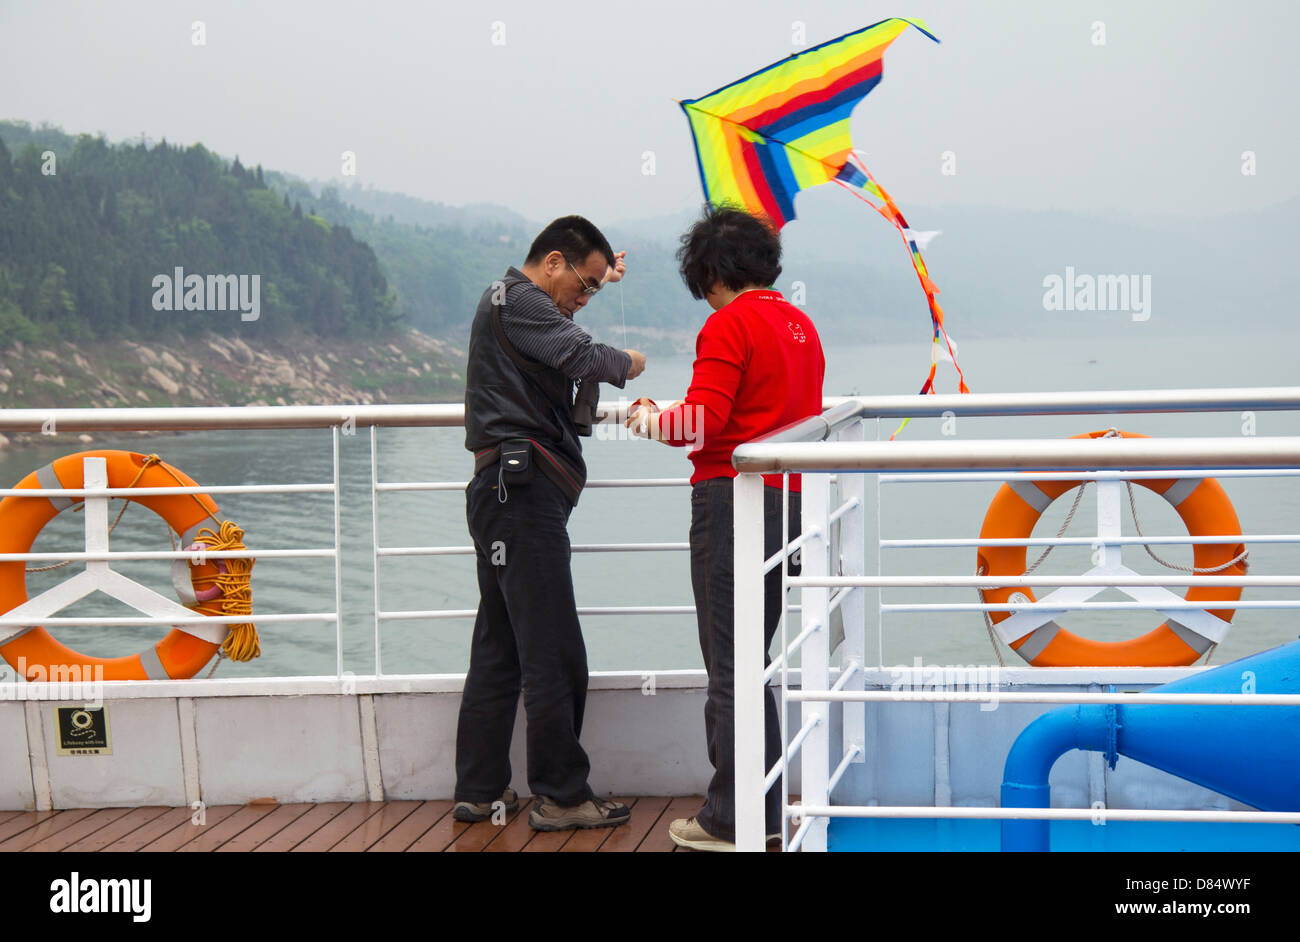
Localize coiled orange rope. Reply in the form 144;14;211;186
189;520;260;662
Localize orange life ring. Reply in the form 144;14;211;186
976;430;1247;667
0;450;230;680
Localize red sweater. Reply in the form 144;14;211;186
657;290;825;490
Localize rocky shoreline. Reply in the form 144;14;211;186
0;321;702;449
0;328;466;448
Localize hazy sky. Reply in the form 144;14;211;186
2;0;1296;225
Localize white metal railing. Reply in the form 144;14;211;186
0;399;845;682
363;398;854;674
366;414;698;675
7;394;1300;847
730;388;1300;853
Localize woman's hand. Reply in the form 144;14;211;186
625;396;659;438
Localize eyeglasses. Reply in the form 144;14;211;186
568;261;601;297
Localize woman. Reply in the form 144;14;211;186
627;205;825;850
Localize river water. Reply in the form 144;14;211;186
4;330;1299;677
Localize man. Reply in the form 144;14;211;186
627;205;824;850
455;215;647;830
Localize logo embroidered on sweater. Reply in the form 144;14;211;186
787;321;806;343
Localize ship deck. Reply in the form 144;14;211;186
0;796;779;852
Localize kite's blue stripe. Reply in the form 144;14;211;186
836;164;867;186
759;79;879;140
753;142;799;224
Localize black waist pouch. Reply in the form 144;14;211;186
473;438;585;506
500;439;534;484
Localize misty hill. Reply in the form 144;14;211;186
258;174;705;341
3;120;1294;356
310;177;1297;346
616;191;1300;343
0;121;398;344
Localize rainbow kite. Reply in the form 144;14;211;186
680;16;969;428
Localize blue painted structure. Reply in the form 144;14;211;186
1000;639;1300;852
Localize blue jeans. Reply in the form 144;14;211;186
690;478;800;842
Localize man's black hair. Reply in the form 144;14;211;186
676;204;783;300
526;215;616;268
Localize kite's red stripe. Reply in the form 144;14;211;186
740;140;786;227
721;124;766;217
728;44;890;126
744;58;885;130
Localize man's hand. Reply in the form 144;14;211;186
624;349;646;380
604;251;627;284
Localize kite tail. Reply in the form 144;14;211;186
834;156;969;440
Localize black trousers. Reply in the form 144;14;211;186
453;468;594;806
690;477;800;842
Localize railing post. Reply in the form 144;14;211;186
800;471;831;851
333;424;344;678
838;420;867;773
734;472;766;852
370;425;383;676
83;457;110;568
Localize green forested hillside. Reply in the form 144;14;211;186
0;121;698;345
0;121;398;343
261;174;525;335
261;174;704;339
8;119;1283;358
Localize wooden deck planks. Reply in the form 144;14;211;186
14;797;724;851
97;807;197;852
445;801;530;852
404;805;472;852
60;807;172;852
215;803;314;853
290;802;385;852
636;796;703;852
595;796;672;853
0;808;98;852
23;807;135;852
252;802;350;852
328;800;422;852
481;799;544;852
176;804;280;852
138;804;241;852
0;809;61;846
364;800;452;852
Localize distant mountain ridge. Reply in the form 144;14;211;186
3;120;1296;354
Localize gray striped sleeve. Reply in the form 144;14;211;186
502;282;632;388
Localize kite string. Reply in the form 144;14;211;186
619;279;628;352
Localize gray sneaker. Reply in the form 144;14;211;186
452;787;519;822
528;796;631;831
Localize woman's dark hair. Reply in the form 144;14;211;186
676;204;782;300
